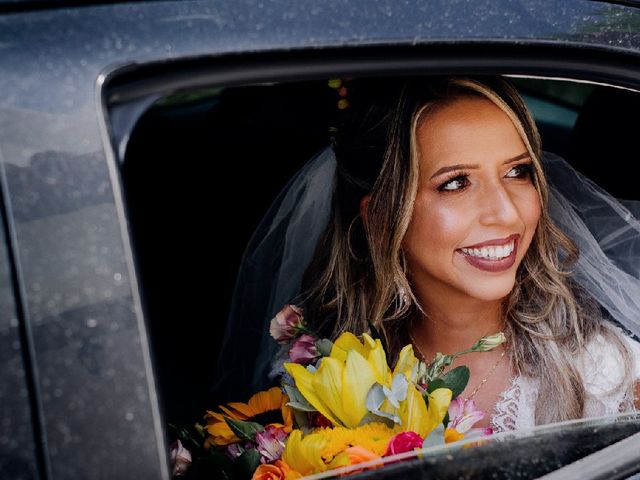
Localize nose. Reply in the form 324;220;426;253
478;182;521;227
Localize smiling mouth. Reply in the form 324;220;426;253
460;240;515;261
456;234;520;272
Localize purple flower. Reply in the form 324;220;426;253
447;397;485;433
225;443;245;459
269;305;304;343
255;425;288;463
169;440;192;476
288;334;319;365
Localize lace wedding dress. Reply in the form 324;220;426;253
491;331;640;432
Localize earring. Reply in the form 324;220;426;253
397;285;410;308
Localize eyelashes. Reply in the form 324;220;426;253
505;163;534;179
437;162;534;192
438;172;471;192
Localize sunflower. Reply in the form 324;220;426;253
282;423;395;475
204;387;293;447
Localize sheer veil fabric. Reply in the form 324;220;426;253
213;147;640;401
213;148;336;400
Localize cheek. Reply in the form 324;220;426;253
520;189;542;232
515;188;542;254
405;197;471;254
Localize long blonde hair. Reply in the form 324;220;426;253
300;76;634;424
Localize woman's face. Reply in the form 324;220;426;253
403;96;541;306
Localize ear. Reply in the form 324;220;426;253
359;195;371;221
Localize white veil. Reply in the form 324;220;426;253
212;148;640;400
212;148;336;400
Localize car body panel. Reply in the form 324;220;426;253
0;1;639;479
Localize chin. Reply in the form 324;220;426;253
464;277;516;302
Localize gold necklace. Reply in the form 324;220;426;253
467;348;506;399
409;331;507;399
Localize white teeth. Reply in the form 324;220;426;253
462;241;514;260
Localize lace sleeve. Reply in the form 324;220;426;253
579;331;640;416
624;334;640;380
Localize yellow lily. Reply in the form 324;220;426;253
285;332;398;428
285;348;378;428
330;333;390;384
285;332;452;436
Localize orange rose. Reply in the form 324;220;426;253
252;460;299;480
340;446;383;475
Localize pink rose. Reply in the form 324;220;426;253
384;431;423;456
269;305;304;343
169;439;192;476
288;334;318;365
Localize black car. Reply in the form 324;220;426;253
1;1;640;479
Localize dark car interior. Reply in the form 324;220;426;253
121;76;640;427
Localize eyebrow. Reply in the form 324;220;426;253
429;152;531;180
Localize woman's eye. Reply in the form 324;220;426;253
438;175;469;192
506;163;534;179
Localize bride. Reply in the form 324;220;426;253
217;76;640;431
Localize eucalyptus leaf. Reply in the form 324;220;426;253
224;417;264;442
287;401;318;412
366;384;385;411
382;374;408;408
422;424;445;449
359;412;397;428
441;366;470;398
284;384;316;412
293;410;311;433
316;338;334;357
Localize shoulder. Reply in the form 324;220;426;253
578;328;640;397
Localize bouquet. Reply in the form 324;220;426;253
170;305;505;479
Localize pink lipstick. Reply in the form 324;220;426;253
457;234;520;273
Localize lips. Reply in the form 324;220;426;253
457;234;520;273
462;234;520;250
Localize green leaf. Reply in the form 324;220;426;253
167;423;204;452
224;417;264;442
441;366;470;398
193;450;236;480
426;378;447;394
237;448;261;478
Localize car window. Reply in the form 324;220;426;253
0;198;40;479
116;75;640;479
